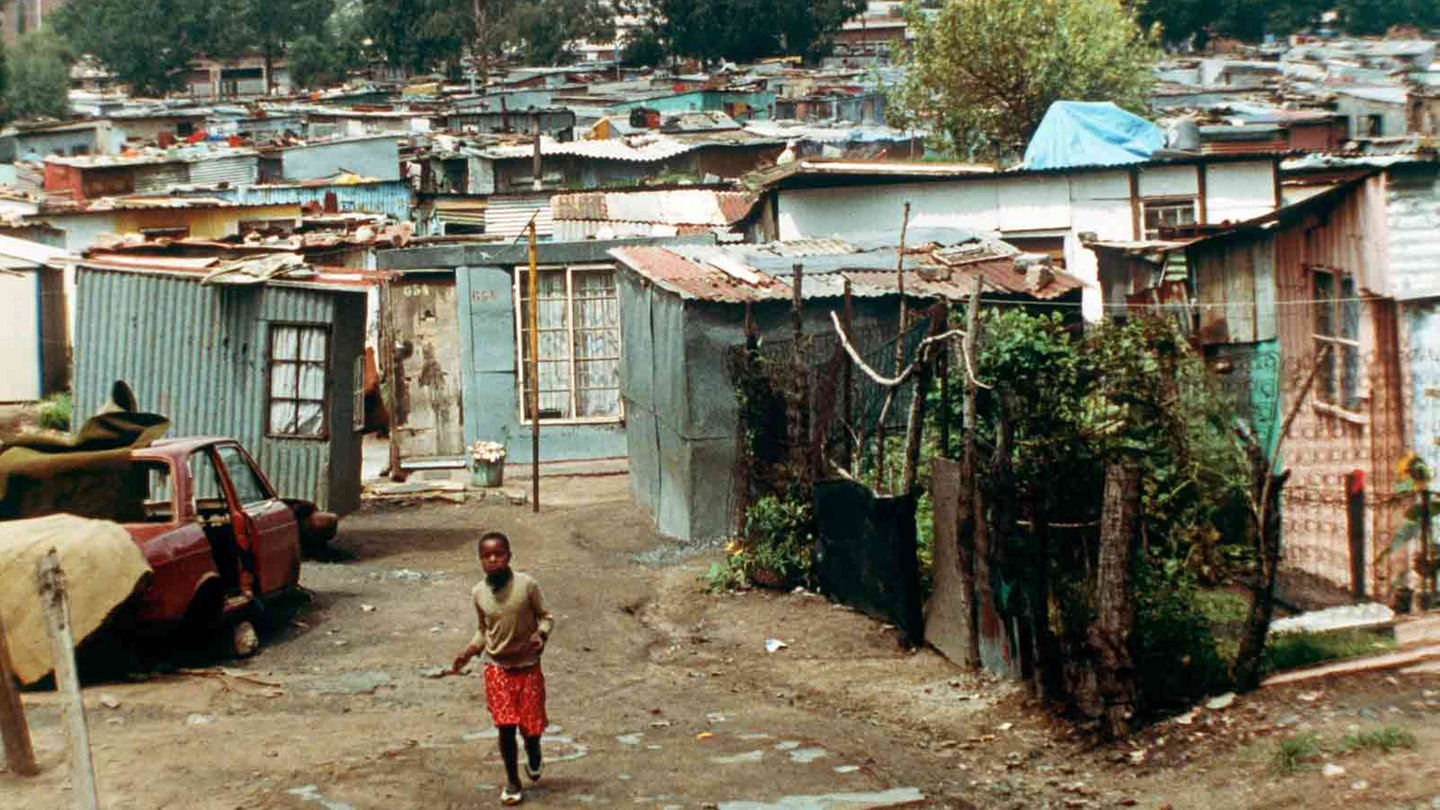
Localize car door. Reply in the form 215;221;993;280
214;443;300;596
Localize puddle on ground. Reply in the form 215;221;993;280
711;749;766;764
774;741;801;751
617;732;644;746
833;765;861;774
287;785;356;810
789;747;829;764
716;787;925;810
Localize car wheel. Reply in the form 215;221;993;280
229;620;260;658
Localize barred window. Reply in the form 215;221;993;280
1311;268;1361;414
268;324;329;438
1141;199;1198;240
515;265;622;423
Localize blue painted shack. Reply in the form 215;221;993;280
196;179;414;223
261;136;402;183
375;240;710;473
71;255;372;515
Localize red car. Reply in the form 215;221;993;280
116;437;336;654
0;431;336;657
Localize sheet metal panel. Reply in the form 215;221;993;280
189;155;260;187
484;193;553;238
72;266;363;513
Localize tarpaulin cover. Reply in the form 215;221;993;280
0;410;170;521
1022;101;1164;171
814;480;924;644
0;513;151;684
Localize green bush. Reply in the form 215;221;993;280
37;392;72;432
710;494;815;591
1135;558;1233;709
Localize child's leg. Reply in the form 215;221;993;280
497;725;522;789
523;734;542;772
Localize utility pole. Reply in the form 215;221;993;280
528;219;541;514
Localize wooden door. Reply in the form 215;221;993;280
385;277;466;465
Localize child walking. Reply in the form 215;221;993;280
452;531;554;805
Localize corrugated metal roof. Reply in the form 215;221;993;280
476;135;698;163
610;241;1087;303
610;245;790;303
551;190;757;226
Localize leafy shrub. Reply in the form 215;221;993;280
37;392;71;432
1135;557;1233;710
710;495;816;592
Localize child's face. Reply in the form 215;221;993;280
479;539;512;575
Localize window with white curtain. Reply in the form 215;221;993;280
268;324;330;438
515;265;622;423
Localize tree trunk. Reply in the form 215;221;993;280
1029;488;1063;702
958;280;983;670
1089;460;1141;739
1234;470;1288;692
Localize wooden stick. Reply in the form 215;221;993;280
828;310;966;388
0;609;38;777
36;550;98;809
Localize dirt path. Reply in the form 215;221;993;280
3;477;1439;810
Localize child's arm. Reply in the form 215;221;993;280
452;594;487;672
530;581;554;645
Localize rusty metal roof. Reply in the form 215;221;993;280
610;241;1087;303
845;259;1085;301
609;245;791;303
551;190;758;226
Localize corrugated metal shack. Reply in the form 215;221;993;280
609;232;1086;542
72;255;373;515
1095;174;1408;597
376;239;722;473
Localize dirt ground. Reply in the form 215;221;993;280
2;474;1439;810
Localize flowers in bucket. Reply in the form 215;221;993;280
469;440;507;466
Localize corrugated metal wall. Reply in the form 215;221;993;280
133;163;190;195
225;181;414;221
189;155;260;187
1388;164;1440;300
484;193;553;238
73;267;365;514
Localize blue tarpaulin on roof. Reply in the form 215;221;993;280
1022;101;1164;170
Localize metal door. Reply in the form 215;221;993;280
385;276;466;467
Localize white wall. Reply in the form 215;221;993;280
0;269;40;401
775;159;1280;320
1206;162;1275;226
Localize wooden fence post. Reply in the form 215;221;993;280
0;609;38;776
37;550;99;810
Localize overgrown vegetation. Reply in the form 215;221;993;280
37;393;72;433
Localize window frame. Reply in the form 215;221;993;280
1309;265;1365;421
265;322;332;441
512;263;624;426
1140;197;1200;241
215;443;276;507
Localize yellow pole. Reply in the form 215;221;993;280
528;219;540;513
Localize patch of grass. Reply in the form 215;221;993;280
1263;628;1396;673
1340;726;1416;754
1273;732;1323;774
1195;589;1250;625
37;392;71;432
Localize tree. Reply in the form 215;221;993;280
231;0;335;93
634;0;862;64
52;0;217;96
511;0;616;65
1335;0;1440;35
5;31;71;122
894;0;1158;161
